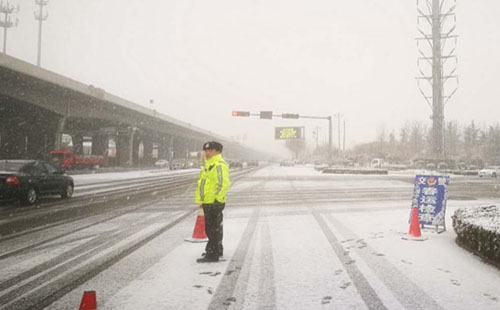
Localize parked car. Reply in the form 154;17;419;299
228;160;244;169
154;159;170;169
478;166;500;178
171;158;188;170
247;160;259;167
0;160;74;205
185;160;196;169
314;163;329;171
50;149;107;170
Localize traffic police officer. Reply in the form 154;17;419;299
195;141;230;262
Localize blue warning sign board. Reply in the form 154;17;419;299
411;175;450;226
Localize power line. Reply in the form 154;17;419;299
0;1;19;54
416;0;459;159
34;0;48;67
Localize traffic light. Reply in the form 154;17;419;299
260;111;273;119
232;111;250;117
282;113;299;119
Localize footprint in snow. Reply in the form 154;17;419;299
483;293;498;302
345;260;356;265
223;297;237;306
207;287;214;295
210;272;221;277
225;269;236;276
437;268;451;273
334;269;343;275
321;296;333;304
193;285;203;288
401;260;413;265
450;279;461;286
372;252;385;257
340;282;352;289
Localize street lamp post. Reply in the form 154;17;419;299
0;1;19;54
34;0;48;67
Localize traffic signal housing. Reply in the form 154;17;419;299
260;111;273;119
282;113;299;119
232;111;250;117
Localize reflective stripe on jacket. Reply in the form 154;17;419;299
195;154;230;204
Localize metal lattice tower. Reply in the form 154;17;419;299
416;0;459;159
0;1;19;54
34;0;48;67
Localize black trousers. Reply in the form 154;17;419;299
203;203;225;257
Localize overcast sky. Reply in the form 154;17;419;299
4;0;500;156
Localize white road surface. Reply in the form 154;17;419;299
1;166;499;309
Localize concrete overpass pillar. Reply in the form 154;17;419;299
92;134;108;156
115;129;136;167
54;117;67;150
142;139;154;165
173;137;189;159
168;136;174;161
26;131;46;159
132;137;140;166
190;139;200;154
157;140;168;160
72;134;84;155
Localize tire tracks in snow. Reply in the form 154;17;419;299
312;210;388;310
323;214;445;310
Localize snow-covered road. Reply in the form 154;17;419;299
1;166;499;309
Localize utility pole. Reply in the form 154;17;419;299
34;0;48;67
334;113;342;157
313;127;321;150
327;116;332;162
416;0;458;159
343;119;346;153
0;1;19;54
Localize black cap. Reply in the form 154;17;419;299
203;141;223;152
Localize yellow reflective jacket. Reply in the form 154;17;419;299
195;154;230;204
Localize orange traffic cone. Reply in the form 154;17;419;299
79;291;97;310
402;206;427;241
185;205;208;243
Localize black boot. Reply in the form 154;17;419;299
197;256;219;263
201;251;223;257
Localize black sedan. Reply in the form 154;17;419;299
0;160;74;205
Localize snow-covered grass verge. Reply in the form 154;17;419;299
452;205;500;268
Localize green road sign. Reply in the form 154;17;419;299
275;127;304;140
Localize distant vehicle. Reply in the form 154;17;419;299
247;160;259;167
280;160;295;167
50;150;107;170
228;160;244;169
314;163;329;171
185;160;196;169
370;158;383;168
437;162;448;170
154;159;170;169
478;166;500;178
0;160;74;205
171;158;188;170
